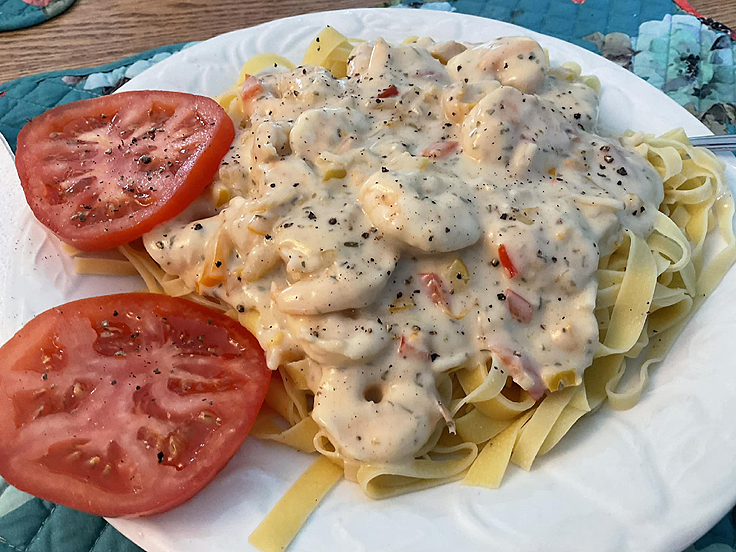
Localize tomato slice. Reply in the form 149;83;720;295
15;91;235;251
0;293;270;517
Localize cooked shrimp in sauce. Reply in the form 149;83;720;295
144;36;662;464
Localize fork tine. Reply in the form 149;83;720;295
688;135;736;151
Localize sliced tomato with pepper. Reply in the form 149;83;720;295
0;293;270;517
15;91;235;251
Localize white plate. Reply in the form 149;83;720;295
3;8;736;552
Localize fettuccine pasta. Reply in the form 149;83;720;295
78;28;735;551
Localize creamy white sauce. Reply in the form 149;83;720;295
144;37;662;465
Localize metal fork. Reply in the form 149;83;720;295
688;135;736;152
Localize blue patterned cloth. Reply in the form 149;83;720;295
0;0;76;32
1;2;736;551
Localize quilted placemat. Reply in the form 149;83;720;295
0;0;76;32
2;2;736;552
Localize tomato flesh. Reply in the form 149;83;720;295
15;91;235;251
0;293;270;517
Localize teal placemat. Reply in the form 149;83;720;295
0;0;76;32
0;43;191;151
2;2;736;552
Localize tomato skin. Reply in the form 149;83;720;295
15;91;235;251
0;293;270;517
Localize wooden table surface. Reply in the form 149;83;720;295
1;0;735;84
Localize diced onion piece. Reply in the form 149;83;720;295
210;182;231;208
506;289;533;323
581;74;601;95
444;258;470;291
238;309;261;335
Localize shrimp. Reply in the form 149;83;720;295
460;85;578;174
359;169;481;253
289;313;389;365
451;36;549;94
272;201;400;315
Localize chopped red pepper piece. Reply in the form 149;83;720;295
240;75;264;104
377;85;399;99
498;244;518;279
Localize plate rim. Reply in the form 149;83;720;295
7;7;730;552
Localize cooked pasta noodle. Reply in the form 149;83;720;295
108;28;735;551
